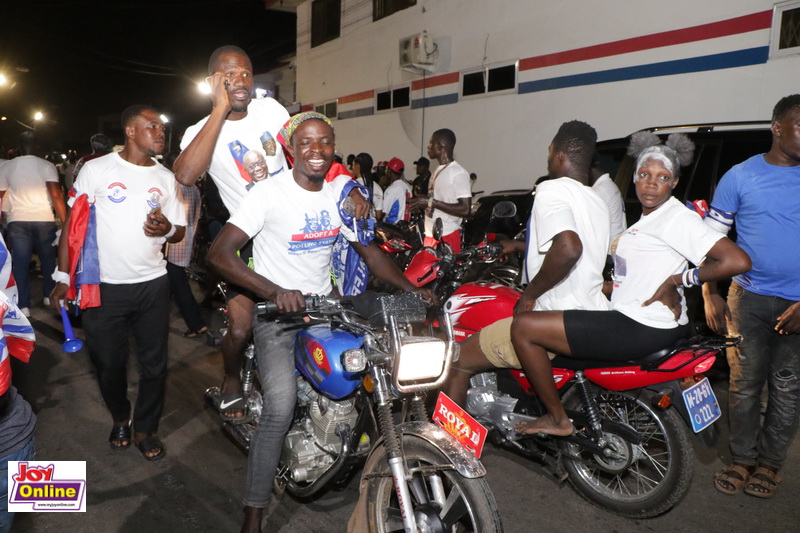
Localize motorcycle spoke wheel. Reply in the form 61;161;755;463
363;436;502;533
561;389;693;518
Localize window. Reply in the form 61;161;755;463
311;0;341;48
461;63;517;98
771;1;800;58
375;87;410;111
314;101;338;119
373;0;416;22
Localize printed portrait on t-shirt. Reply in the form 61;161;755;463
290;210;340;254
260;131;277;157
243;150;268;189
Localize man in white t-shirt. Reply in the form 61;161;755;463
173;45;291;420
409;128;472;252
51;105;186;461
0;132;67;316
207;112;431;532
589;158;626;241
380;157;412;224
443;120;610;405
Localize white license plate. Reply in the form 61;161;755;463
682;377;721;433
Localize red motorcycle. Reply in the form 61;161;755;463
435;204;738;518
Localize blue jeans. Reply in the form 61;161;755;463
243;317;297;508
0;437;36;533
6;221;58;308
727;283;800;469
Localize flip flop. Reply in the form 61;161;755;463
217;391;247;422
183;326;209;338
135;435;166;462
109;422;132;450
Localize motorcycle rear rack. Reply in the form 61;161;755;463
638;335;741;373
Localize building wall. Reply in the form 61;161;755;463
294;0;799;192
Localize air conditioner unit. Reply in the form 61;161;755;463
399;31;435;71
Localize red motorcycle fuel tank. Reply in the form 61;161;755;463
445;282;521;340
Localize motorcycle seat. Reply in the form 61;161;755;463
550;337;694;370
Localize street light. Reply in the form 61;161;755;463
0;74;7;86
34;112;43;121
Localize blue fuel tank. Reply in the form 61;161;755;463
294;324;363;400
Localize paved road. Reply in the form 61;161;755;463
9;291;800;532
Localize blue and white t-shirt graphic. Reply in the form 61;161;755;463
288;210;340;253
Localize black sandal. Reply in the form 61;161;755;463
135;435;166;462
109;422;132;450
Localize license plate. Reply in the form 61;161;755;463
682;377;721;433
432;392;487;458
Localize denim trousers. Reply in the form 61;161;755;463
243;317;297;508
6;221;57;308
727;283;800;469
0;437;36;533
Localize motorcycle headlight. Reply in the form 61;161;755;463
396;337;447;382
342;348;366;373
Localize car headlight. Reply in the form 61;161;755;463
396;337;447;382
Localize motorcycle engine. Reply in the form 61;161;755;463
466;372;519;431
281;377;362;483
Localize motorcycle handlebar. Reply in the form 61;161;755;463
255;294;325;317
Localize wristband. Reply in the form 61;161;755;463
681;268;700;288
164;223;177;240
52;269;70;287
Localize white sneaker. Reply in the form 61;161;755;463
20;307;30;318
43;297;51;307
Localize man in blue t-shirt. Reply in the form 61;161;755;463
704;94;800;500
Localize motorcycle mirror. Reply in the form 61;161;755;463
491;201;517;220
432;217;444;241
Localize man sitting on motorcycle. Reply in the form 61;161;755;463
207;111;432;533
507;132;751;437
442;120;612;411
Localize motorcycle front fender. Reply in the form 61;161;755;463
366;421;487;479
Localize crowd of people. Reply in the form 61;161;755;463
0;41;799;532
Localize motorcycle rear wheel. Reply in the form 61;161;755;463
560;388;693;518
363;435;503;532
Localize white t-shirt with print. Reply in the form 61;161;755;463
228;171;356;296
71;152;187;284
612;196;723;328
382;179;412;224
525;177;611;312
0;155;60;222
425;161;472;237
180;97;289;213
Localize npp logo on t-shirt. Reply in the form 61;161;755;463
289;210;340;253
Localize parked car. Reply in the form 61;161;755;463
604;122;772;226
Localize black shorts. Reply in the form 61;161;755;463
224;240;256;302
563;310;690;361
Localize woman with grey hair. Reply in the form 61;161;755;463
509;131;752;437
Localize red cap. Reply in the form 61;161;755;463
387;157;405;173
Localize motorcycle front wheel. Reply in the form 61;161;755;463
560;388;693;518
362;435;503;532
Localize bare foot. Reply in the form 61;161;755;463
515;414;574;436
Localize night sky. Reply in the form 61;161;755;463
1;0;295;156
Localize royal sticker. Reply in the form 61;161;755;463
432;392;487;458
